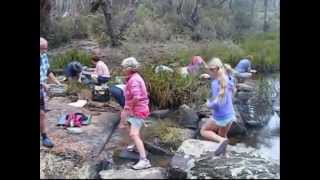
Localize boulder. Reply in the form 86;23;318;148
48;84;67;97
237;83;255;92
150;109;171;119
168;139;280;179
118;149;149;161
155;65;174;74
178;104;200;129
99;167;167;179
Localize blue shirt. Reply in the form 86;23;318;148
40;53;50;97
65;61;83;77
207;76;235;120
235;59;251;73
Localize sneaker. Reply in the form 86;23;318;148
127;144;136;152
42;137;54;148
214;138;228;156
131;159;151;170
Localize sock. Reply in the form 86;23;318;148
41;133;48;139
140;157;147;161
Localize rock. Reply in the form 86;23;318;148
99;167;167;179
155;65;174;73
236;91;253;101
178;104;199;129
237;83;255;92
196;103;211;119
179;67;189;77
168;139;280;179
118;149;148;161
144;141;174;156
228;105;247;137
48;84;67;97
150;109;171;119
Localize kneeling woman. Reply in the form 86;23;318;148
120;57;151;170
200;57;236;156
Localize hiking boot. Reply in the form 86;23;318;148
42;137;54;148
131;159;151;170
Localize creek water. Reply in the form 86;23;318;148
230;73;280;162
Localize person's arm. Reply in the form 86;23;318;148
128;80;142;108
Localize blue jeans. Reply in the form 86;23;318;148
97;76;109;84
110;85;125;108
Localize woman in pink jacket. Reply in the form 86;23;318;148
119;57;151;170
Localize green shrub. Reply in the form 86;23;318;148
50;49;92;69
142;65;204;109
141;119;183;151
239;32;280;72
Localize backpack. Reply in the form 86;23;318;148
65;113;82;127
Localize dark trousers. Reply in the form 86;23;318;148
110;85;125;108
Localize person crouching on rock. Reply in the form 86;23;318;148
120;57;151;170
200;57;236;156
65;61;83;83
90;49;111;85
234;55;257;82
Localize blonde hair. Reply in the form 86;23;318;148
224;63;236;74
208;57;227;102
121;57;140;71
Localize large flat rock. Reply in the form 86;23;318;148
41;97;120;178
99;167;167;179
43;97;119;158
168;139;280;179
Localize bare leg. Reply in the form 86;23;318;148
129;126;147;159
218;122;233;138
118;110;127;129
40;110;46;134
200;118;225;143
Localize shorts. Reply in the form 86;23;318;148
127;116;144;129
213;114;235;127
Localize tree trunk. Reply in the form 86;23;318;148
229;0;233;12
101;0;120;47
263;0;269;32
40;0;52;36
251;0;256;17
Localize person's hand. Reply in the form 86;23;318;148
42;84;49;92
200;73;210;79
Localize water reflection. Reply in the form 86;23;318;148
234;74;280;162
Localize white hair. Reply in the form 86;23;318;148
121;57;140;70
40;37;48;47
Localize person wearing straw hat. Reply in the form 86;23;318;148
200;57;236;156
119;57;151;170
